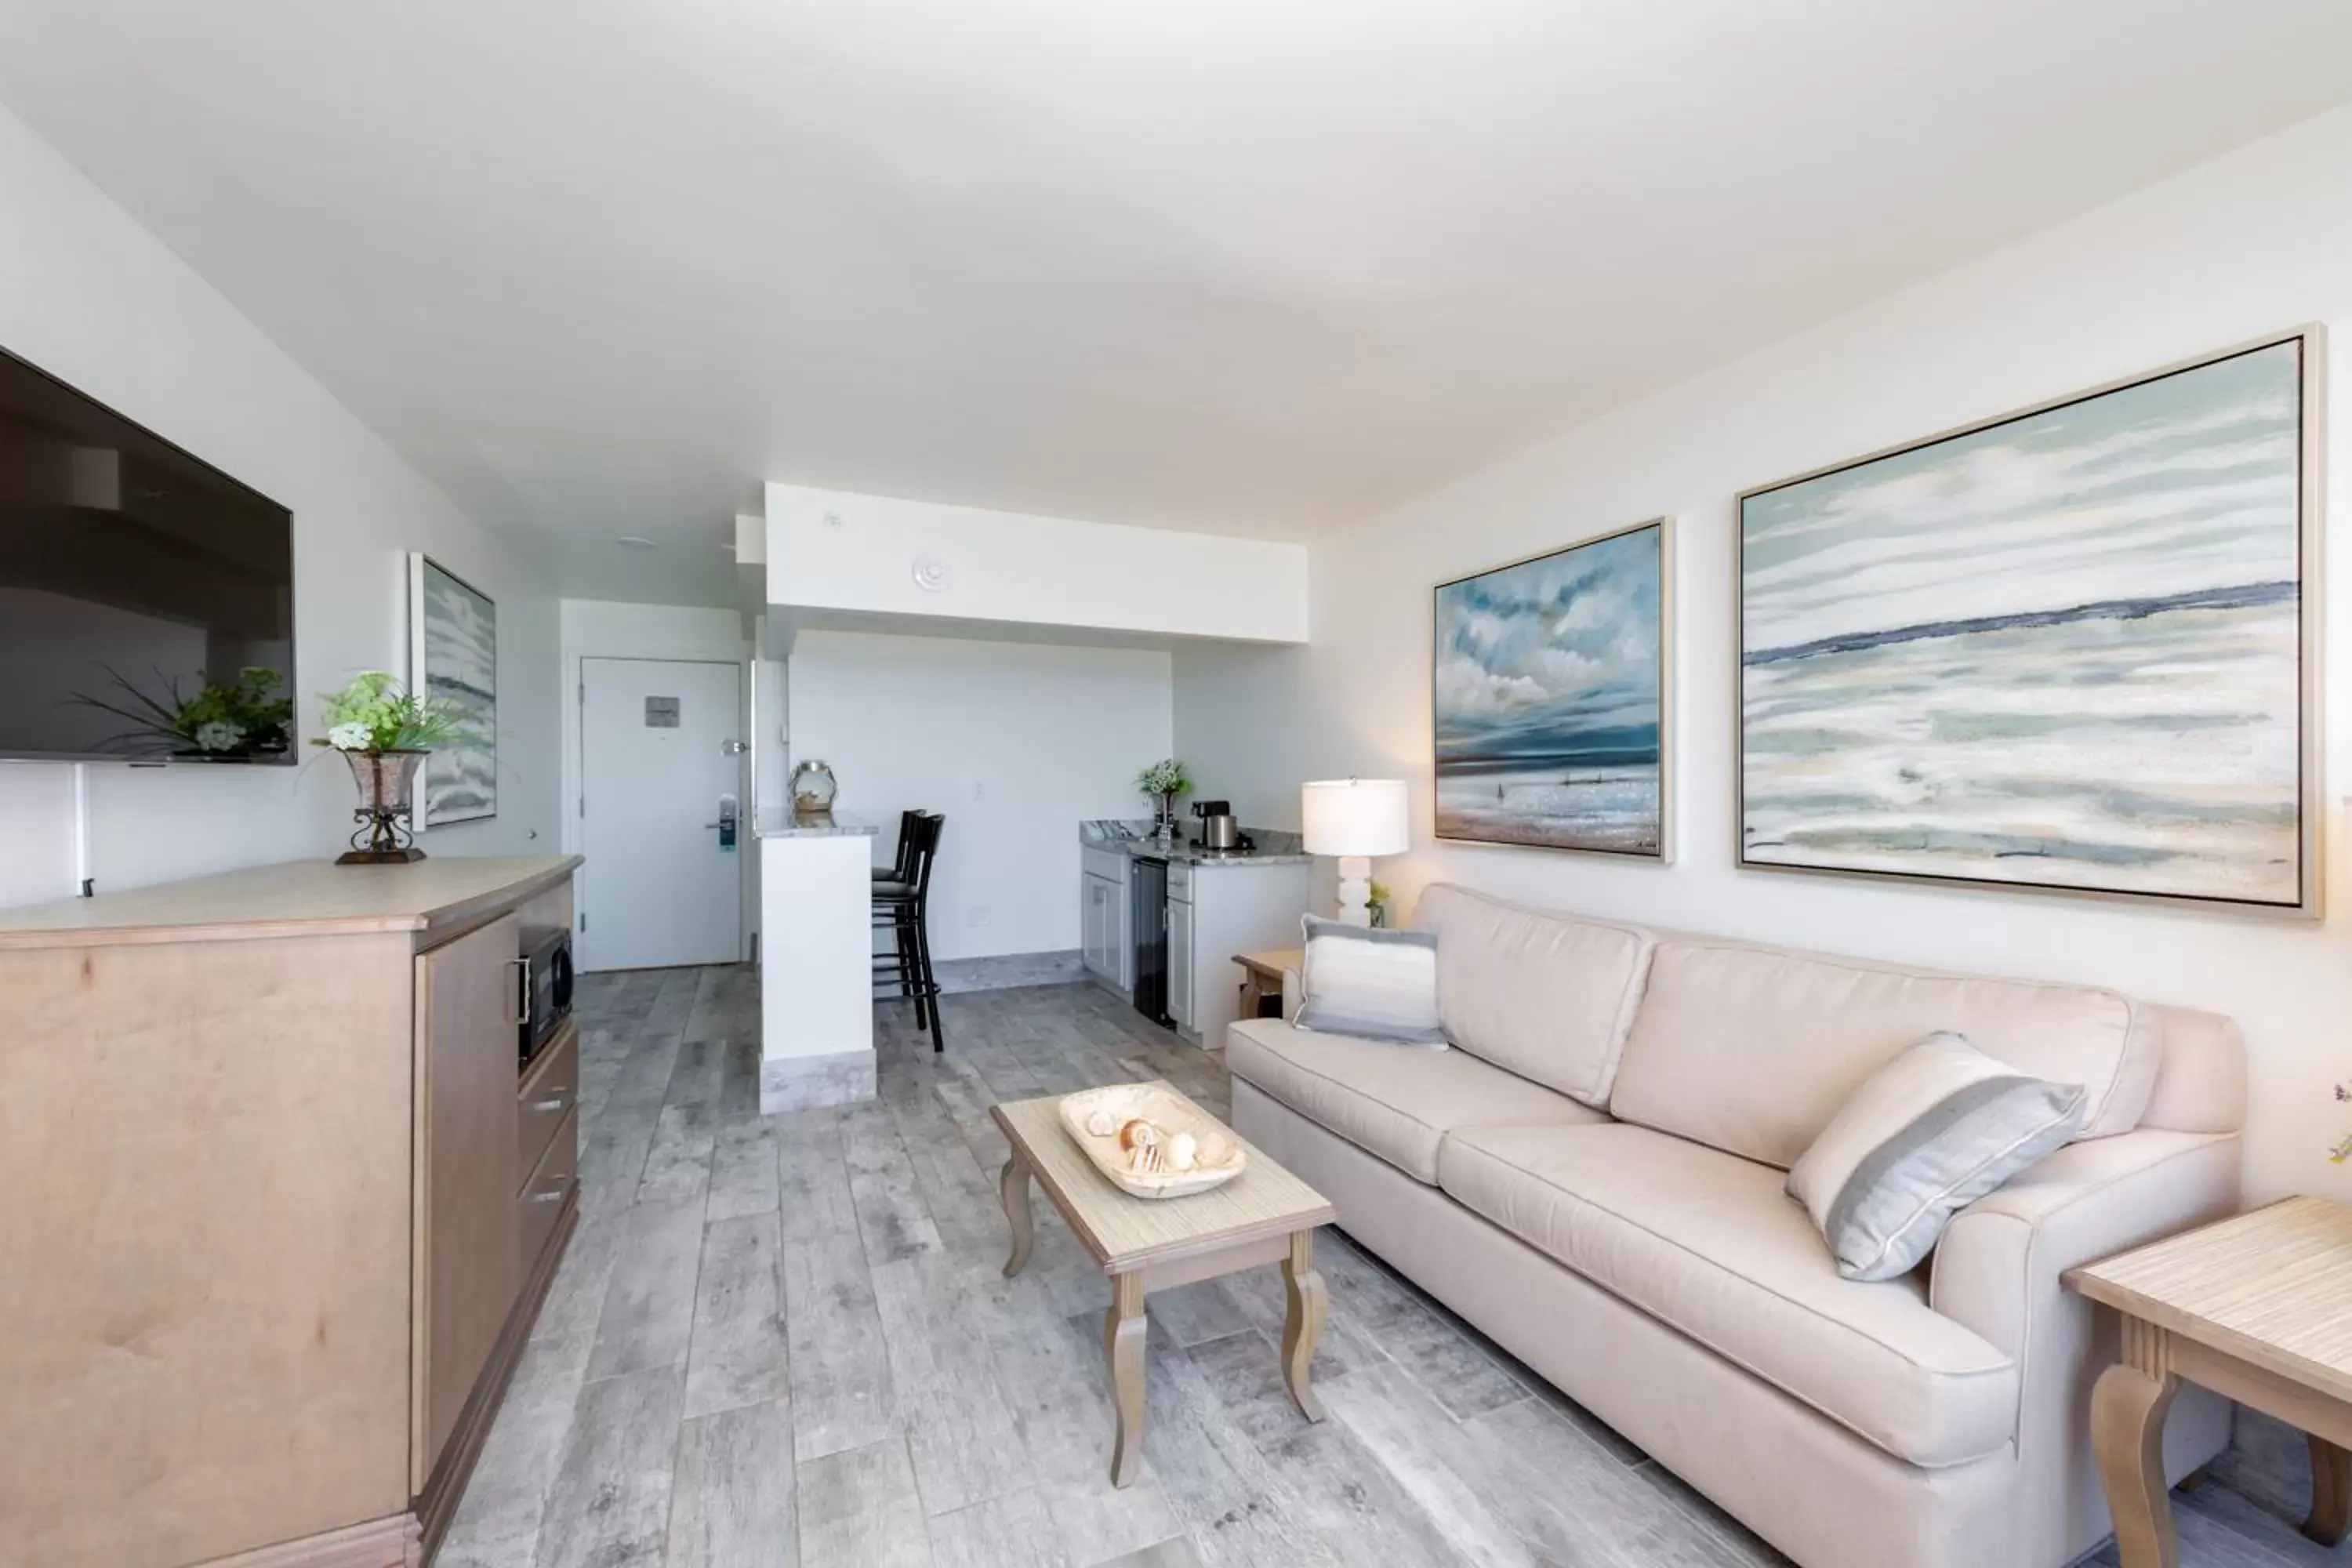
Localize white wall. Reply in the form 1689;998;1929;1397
1174;103;2352;1203
766;481;1309;644
557;599;753;960
787;630;1174;961
0;102;560;908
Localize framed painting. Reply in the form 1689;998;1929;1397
1738;328;2322;913
408;553;498;826
1433;517;1673;858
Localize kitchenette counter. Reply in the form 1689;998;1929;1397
1080;818;1313;866
755;808;880;838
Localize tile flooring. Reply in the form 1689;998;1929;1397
441;967;2343;1567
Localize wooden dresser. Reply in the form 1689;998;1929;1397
0;856;585;1568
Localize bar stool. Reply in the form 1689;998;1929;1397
871;811;945;1050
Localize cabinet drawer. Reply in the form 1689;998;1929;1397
517;1106;578;1279
1081;847;1131;884
1167;859;1192;898
516;1020;579;1190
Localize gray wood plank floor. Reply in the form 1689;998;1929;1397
440;966;2339;1568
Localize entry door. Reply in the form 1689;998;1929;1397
580;658;743;971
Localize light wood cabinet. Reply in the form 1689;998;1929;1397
413;911;524;1490
0;856;581;1568
517;1019;580;1181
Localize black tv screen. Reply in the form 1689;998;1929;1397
0;347;295;763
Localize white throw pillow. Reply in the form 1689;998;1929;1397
1293;916;1446;1047
1787;1032;2085;1282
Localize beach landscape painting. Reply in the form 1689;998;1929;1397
410;554;498;826
1434;519;1670;856
1740;334;2316;909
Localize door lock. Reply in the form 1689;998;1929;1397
709;793;739;851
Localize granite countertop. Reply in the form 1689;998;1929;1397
1080;818;1313;867
755;808;880;839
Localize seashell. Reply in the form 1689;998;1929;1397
1167;1131;1199;1171
1118;1117;1161;1152
1084;1108;1118;1138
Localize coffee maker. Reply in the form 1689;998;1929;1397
1191;799;1244;851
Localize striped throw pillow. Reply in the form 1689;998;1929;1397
1293;916;1447;1047
1787;1032;2085;1282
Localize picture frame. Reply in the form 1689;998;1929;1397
407;552;499;826
1737;328;2323;915
1432;516;1675;859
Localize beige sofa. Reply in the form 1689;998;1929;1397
1229;883;2245;1568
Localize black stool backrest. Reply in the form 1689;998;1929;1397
902;811;945;899
887;808;924;880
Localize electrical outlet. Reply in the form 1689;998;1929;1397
969;905;989;928
971;778;985;800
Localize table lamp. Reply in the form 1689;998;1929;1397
1301;778;1410;927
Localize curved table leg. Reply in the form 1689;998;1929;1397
2092;1357;2181;1568
2306;1435;2352;1546
999;1156;1033;1279
1281;1229;1328;1424
1105;1271;1147;1487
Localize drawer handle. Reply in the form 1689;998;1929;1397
532;1094;568;1112
528;1184;567;1204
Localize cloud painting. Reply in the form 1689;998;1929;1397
1434;520;1668;855
1740;337;2310;907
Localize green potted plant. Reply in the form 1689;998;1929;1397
1136;757;1192;841
314;671;481;863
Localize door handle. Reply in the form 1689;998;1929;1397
510;956;532;1028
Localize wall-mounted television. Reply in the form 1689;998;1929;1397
0;346;296;763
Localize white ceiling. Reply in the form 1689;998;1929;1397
3;2;2350;605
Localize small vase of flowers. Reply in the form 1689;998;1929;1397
315;671;480;864
1136;758;1192;844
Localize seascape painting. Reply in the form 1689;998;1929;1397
1740;336;2313;909
412;554;498;826
1434;520;1669;855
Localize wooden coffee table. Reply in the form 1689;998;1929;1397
2068;1196;2352;1567
993;1083;1338;1486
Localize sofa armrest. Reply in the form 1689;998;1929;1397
1929;1127;2240;1559
1930;1127;2239;1358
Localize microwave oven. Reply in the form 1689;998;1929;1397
518;925;575;1067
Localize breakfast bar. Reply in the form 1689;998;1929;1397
757;808;882;1111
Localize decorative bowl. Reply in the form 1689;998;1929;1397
1058;1083;1247;1200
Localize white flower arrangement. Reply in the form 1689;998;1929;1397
194;720;246;753
327;720;375;751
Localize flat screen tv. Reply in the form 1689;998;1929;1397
0;347;295;763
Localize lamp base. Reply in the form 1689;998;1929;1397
1335;855;1373;927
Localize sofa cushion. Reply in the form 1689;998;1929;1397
1786;1033;2086;1282
1606;939;2158;1168
1295;916;1446;1045
1411;883;1656;1107
1438;1121;2018;1467
1227;1017;1603;1184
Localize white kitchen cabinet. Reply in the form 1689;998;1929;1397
1167;884;1194;1029
1080;851;1132;996
1171;858;1309;1051
1081;873;1115;981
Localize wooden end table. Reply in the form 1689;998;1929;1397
2067;1196;2352;1567
1233;947;1302;1023
992;1083;1337;1486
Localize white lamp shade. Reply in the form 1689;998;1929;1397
1300;779;1409;857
